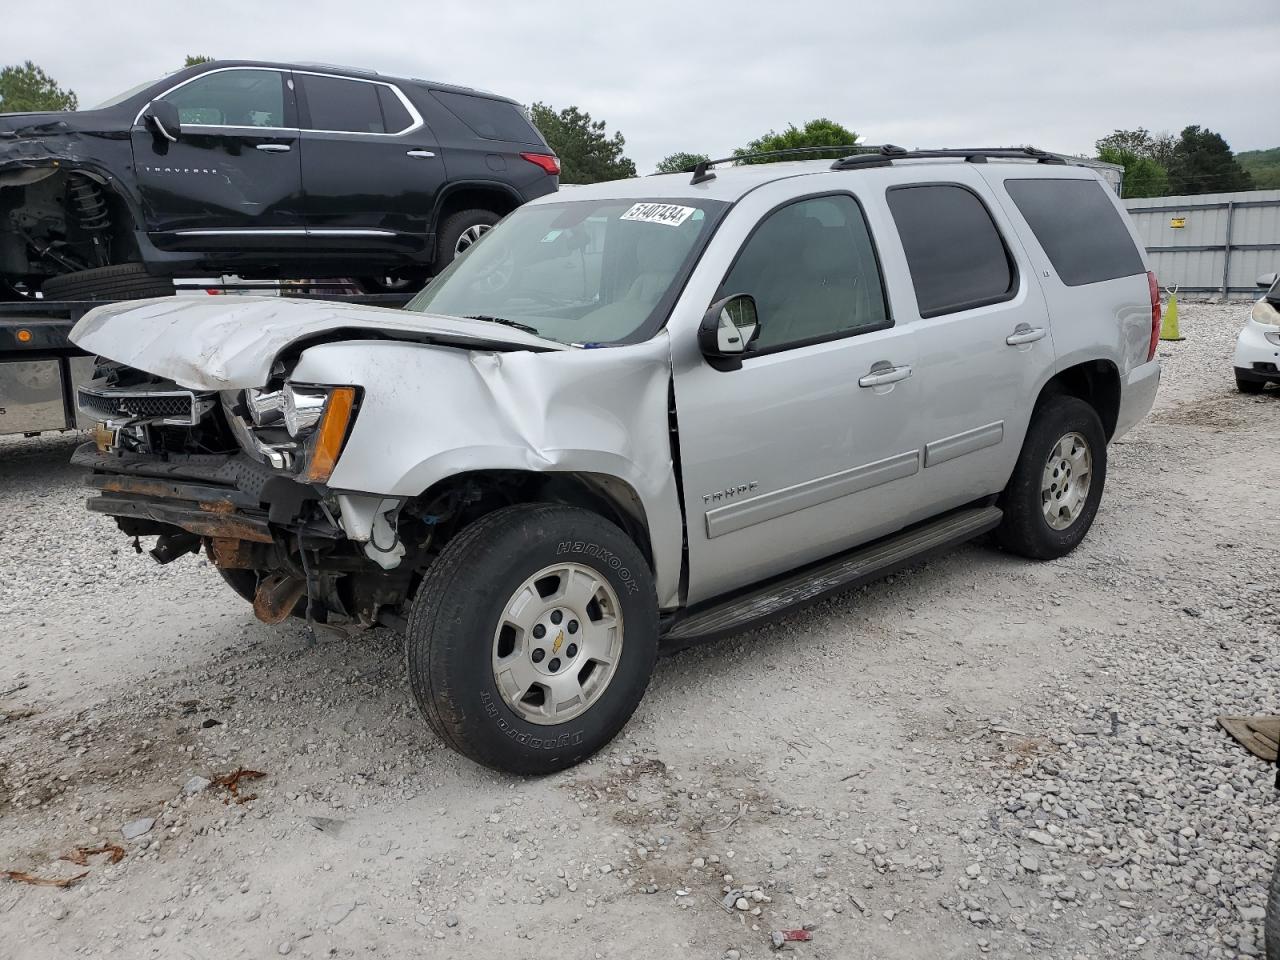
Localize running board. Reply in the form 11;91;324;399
661;505;1002;646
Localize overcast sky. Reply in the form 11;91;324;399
4;0;1275;172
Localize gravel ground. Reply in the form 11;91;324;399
1;301;1277;959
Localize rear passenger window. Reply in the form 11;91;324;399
887;185;1015;318
719;194;890;351
301;75;384;133
1004;178;1145;286
432;91;540;143
376;86;413;134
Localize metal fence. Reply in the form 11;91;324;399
1124;190;1280;298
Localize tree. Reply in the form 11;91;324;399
1096;127;1176;170
733;118;859;163
655;151;710;175
1097;146;1169;199
1166;125;1253;195
1237;148;1280;190
184;55;214;67
528;103;636;184
0;61;77;113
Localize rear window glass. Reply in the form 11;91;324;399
887;184;1015;318
432;91;539;142
1003;178;1145;286
301;74;383;133
376;85;413;133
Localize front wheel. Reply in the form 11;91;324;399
39;262;174;301
406;504;658;774
996;395;1107;560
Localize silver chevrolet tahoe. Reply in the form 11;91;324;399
70;145;1162;774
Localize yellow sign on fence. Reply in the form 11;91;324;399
1170;217;1186;228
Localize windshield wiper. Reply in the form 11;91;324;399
461;315;541;336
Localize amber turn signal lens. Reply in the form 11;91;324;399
16;329;32;343
303;387;357;484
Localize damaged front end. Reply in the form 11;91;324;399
74;361;427;629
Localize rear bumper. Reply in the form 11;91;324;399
1112;360;1161;442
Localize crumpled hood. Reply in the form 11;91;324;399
69;295;567;391
0;108;117;139
0;111;68;134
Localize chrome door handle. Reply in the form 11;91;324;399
1006;324;1046;346
256;144;291;153
858;363;913;388
406;150;436;158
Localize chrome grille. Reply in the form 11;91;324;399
77;387;206;425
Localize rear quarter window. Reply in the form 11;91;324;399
887;184;1016;318
1003;178;1145;286
431;91;540;143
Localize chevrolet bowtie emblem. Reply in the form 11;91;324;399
552;631;564;655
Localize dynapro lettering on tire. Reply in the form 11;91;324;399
556;540;639;594
407;503;658;775
480;692;584;750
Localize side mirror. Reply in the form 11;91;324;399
1257;272;1278;291
698;294;759;370
144;100;181;143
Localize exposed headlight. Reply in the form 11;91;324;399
245;388;284;426
284;384;359;483
283;384;330;437
1252;299;1280;327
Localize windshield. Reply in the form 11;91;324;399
90;75;169;110
407;197;728;345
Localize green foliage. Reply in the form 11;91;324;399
184;55;215;67
0;61;77;113
1097;146;1169;199
733;118;859;163
1166;125;1253;195
528;103;636;184
1237;148;1280;190
655;151;710;175
1096;128;1176;170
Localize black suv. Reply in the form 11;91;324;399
0;60;559;300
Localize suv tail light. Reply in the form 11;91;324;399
1146;270;1161;362
521;152;560;176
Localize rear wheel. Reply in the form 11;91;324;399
406;503;658;774
40;262;174;301
432;209;500;274
996;395;1107;560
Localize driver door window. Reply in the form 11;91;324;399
719;194;890;351
166;69;288;128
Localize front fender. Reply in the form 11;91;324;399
288;333;685;608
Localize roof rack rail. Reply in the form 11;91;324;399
687;144;867;185
829;145;1066;170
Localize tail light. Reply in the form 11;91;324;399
1146;270;1161;362
520;152;560;176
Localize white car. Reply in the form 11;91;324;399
1235;272;1280;394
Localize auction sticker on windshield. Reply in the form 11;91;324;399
620;203;696;227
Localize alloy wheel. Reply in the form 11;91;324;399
491;563;623;725
1041;431;1092;530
